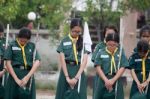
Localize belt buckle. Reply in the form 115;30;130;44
70;62;75;65
20;66;25;70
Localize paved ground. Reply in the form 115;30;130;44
37;95;92;99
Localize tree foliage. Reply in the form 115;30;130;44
0;0;72;29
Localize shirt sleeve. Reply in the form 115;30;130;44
35;50;41;61
57;40;64;53
120;49;129;68
128;55;135;69
91;44;100;62
94;51;102;67
4;45;12;60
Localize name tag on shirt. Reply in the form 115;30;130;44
135;59;142;62
63;42;72;46
100;55;109;58
12;47;21;51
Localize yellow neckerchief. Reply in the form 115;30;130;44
16;38;27;69
106;47;118;75
68;34;79;65
142;51;149;82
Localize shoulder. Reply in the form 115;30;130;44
9;40;17;46
129;52;139;61
97;47;107;55
27;42;35;48
96;42;106;48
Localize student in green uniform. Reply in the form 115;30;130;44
91;25;118;62
91;25;118;98
55;18;89;99
128;40;150;99
133;25;150;52
0;23;6;99
4;28;40;99
94;33;128;99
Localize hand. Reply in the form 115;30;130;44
141;81;149;89
137;82;144;93
15;78;22;87
104;79;112;91
0;70;5;78
109;78;116;86
105;78;115;91
21;76;30;87
66;77;77;89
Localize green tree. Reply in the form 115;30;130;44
0;0;72;30
79;0;150;40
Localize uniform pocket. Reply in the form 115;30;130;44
63;45;72;56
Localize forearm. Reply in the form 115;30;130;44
131;69;140;84
26;60;40;78
112;67;125;82
6;60;18;81
75;54;88;79
96;66;108;82
60;53;69;77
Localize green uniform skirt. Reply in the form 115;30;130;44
130;73;150;99
55;64;87;99
5;68;36;99
93;75;124;99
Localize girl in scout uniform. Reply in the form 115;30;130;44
91;25;118;98
94;33;129;99
55;18;89;99
4;28;40;99
128;40;150;99
91;25;118;62
133;25;150;52
0;23;6;99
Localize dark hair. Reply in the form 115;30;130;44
105;33;119;43
137;40;149;53
70;18;83;29
18;27;31;39
103;25;118;37
70;18;83;51
0;23;4;32
139;25;150;38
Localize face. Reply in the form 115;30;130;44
138;51;147;58
106;41;118;53
71;26;82;38
105;29;116;38
18;38;29;46
141;32;150;42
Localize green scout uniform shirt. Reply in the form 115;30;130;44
57;35;89;62
91;42;106;62
128;52;150;72
4;40;40;68
94;47;129;74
